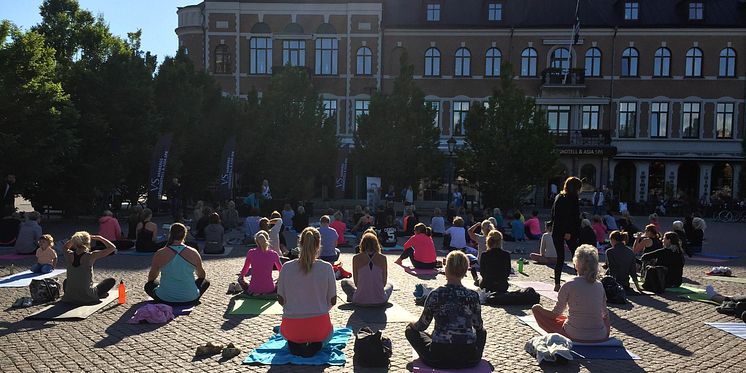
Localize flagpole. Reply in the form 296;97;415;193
564;0;582;85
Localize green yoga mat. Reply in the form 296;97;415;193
679;293;720;305
665;284;704;294
709;276;746;284
229;296;283;315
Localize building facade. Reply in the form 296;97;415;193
177;0;746;205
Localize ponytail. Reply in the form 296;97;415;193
425;227;432;237
167;223;187;246
298;227;320;274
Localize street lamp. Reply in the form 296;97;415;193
446;136;457;215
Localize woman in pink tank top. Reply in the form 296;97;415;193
341;230;393;306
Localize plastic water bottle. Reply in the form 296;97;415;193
517;258;524;273
118;280;126;304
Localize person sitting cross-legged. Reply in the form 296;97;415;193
238;231;282;296
145;223;210;305
341;230;393;306
531;244;611;343
529;221;557;265
603;230;643;294
61;232;117;305
317;215;340;263
405;251;487;369
395;223;438;269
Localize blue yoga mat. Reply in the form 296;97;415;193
571;346;640;360
117;250;155;256
382;245;405;252
243;327;353;366
696;253;740;260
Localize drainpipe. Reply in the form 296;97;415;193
607;26;618;188
202;3;208;71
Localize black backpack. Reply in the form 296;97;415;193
642;265;667;294
353;326;392;367
601;276;627;304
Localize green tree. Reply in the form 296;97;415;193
248;67;338;200
0;22;79;207
459;64;558;208
353;52;443;193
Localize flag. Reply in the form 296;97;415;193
573;17;581;45
218;136;237;201
335;145;350;197
147;133;173;211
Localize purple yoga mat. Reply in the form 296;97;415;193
689;256;728;263
410;359;493;372
511;281;559;302
0;254;33;260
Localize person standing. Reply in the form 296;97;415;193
550;177;582;292
2;174;16;217
592;187;605;216
261;180;272;200
168;178;182;221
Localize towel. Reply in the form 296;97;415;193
243;327;353;366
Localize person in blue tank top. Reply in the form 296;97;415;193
145;223;210;305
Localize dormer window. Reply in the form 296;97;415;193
488;3;502;21
624;1;639;20
427;4;440;21
689;1;704;20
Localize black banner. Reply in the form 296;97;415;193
218;136;236;201
335;144;350;197
147;133;173;210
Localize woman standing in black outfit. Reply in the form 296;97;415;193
551;177;582;291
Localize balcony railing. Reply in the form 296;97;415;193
541;68;585;86
554;129;611;146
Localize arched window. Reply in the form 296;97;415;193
719;47;736;77
424;48;440;76
653;47;671;77
685;47;703;77
214;44;231;74
550;47;571;71
485;48;501;77
584;47;601;77
356;47;372;75
621;47;638;77
454;48;471;77
521;47;537;77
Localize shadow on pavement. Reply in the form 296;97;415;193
94;301;168;348
609;309;692;357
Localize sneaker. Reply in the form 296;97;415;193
221;343;241;359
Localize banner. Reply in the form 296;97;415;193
335;145;350;195
147;133;173;210
218;136;237;201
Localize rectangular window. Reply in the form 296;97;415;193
427;4;440;21
581;105;600;130
689;2;704;20
546;105;571;135
624;2;639;20
426;101;440;128
650;102;669;138
315;38;338;75
618;102;637;138
488;3;502;21
716;103;734;139
322;99;337;123
682;102;701;139
250;37;272;75
354;100;370;130
282;40;305;67
452;101;469;136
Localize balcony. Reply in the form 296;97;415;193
541;68;585;86
554;129;611;146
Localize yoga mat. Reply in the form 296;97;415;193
404;266;443;277
0;269;66;287
517;316;640;360
410;350;493;372
706;323;746;340
338;302;417;323
708;276;746;284
382;245;405;252
243;327;352;366
511;281;559;302
201;246;234;257
696;253;739;260
665;284;705;294
689;256;729;263
0;253;35;260
144;298;196;316
116;250;155;256
678;293;719;305
229;296;283;315
26;291;119;320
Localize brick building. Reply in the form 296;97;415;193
176;0;746;205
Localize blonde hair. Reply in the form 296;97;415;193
254;231;269;251
40;234;54;245
581;218;592;228
445;251;469;278
298;227;320;274
70;231;92;251
453;216;464;227
692;217;706;231
573;244;599;283
481;219;494;234
359;231;381;254
486;230;503;250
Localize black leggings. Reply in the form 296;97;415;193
398;248;436;269
144;278;210;306
405;324;486;369
552;234;578;286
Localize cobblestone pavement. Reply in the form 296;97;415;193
0;216;744;372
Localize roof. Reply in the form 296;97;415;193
382;0;746;29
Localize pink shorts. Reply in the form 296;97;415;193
280;313;332;343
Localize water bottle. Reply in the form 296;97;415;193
517;258;524;273
118;280;126;304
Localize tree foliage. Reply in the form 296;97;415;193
458;64;558;208
353;52;443;192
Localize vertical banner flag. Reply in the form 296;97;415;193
335;144;350;196
147;133;173;210
219;136;237;201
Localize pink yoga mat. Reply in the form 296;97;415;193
511;281;559;302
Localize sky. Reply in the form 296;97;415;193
1;0;198;65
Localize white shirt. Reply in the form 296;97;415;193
269;218;283;255
445;226;467;249
430;216;446;234
540;232;557;258
405;188;413;203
